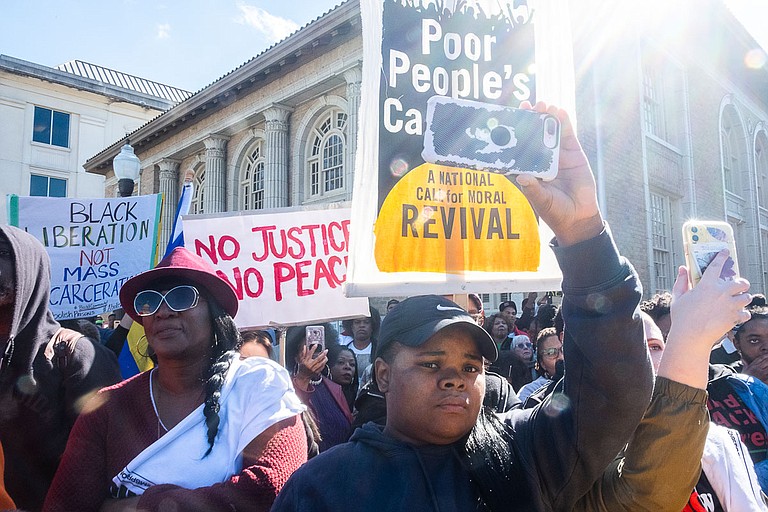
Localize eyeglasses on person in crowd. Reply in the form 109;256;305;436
134;285;201;317
515;341;533;349
540;346;564;358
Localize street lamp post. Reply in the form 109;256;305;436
113;142;141;197
111;141;141;336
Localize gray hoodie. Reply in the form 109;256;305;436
0;225;121;511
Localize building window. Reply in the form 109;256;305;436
30;174;67;197
240;141;265;211
307;109;347;198
642;68;667;141
762;230;768;286
191;169;205;214
641;53;685;149
33;106;70;148
721;106;745;195
756;132;768;208
650;192;674;293
722;126;737;193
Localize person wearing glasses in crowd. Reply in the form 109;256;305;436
517;327;563;404
484;314;532;390
43;248;307;512
511;333;537;381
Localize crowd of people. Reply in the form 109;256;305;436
1;102;766;511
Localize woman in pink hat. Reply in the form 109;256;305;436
43;248;308;512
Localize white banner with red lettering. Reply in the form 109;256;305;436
181;205;369;328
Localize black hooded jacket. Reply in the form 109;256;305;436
273;228;652;512
0;225;121;511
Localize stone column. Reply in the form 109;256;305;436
344;66;362;200
263;105;292;208
203;135;229;213
157;159;180;251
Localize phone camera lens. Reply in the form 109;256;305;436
546;118;556;135
490;126;512;146
692;235;699;242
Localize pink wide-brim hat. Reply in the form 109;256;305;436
119;247;238;324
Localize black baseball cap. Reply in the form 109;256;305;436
498;300;517;312
378;295;498;362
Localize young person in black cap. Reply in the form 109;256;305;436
273;103;633;511
272;102;730;511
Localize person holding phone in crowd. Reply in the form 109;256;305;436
576;252;756;511
286;324;354;453
44;248;307;512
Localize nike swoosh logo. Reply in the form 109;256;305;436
436;305;465;312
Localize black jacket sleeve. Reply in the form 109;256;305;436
503;226;654;510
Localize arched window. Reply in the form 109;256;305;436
307;109;347;198
240;140;265;211
190;168;205;214
756;131;768;209
720;106;745;195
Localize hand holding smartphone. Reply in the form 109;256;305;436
682;221;739;287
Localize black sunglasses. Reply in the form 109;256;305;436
134;285;200;317
515;341;533;349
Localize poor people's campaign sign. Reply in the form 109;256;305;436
346;0;575;296
181;206;369;329
8;194;162;319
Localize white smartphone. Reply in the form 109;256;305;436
422;96;560;180
682;220;739;287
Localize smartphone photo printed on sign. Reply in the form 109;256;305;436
422;96;560;180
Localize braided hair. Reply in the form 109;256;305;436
460;408;531;511
201;296;241;456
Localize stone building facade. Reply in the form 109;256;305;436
0;55;189;224
85;0;768;306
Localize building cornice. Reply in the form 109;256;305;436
84;0;360;175
0;54;179;111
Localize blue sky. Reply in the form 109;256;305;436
1;0;766;93
0;0;344;92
